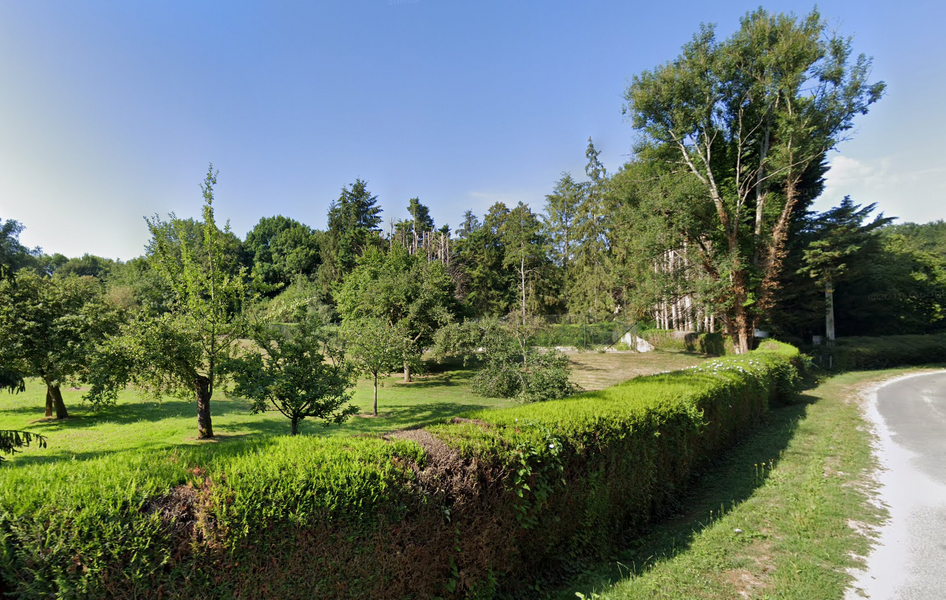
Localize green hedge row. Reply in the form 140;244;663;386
640;330;733;356
0;342;801;599
810;333;946;370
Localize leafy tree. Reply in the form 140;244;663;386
342;318;407;416
326;179;383;278
453;203;517;317
544;172;583;294
623;8;884;352
0;271;120;419
0;218;38;278
87;165;245;439
335;245;457;381
54;254;118;280
226;317;357;435
501;202;547;320
244;216;323;294
884;220;946;260
799;197;892;342
570;139;616;319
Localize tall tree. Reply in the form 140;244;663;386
500;202;546;320
544;172;583;305
0;218;38;278
623;8;884;352
570;139;616;319
798;197;892;342
87;165;246;439
0;271;120;419
453;203;516;317
326;179;383;278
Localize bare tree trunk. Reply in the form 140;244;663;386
195;375;213;439
44;384;68;419
45;388;53;418
373;372;379;416
825;280;836;345
403;362;411;383
291;416;299;436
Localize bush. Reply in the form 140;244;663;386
0;342;802;599
811;333;946;370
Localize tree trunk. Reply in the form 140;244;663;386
825;280;836;345
51;386;68;419
403;361;411;383
45;389;53;418
195;375;213;439
291;416;299;436
373;373;379;417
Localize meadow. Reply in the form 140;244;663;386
0;350;706;466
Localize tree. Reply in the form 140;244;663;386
0;430;46;464
570;139;616;319
799;197;892;342
342;318;407;416
453;203;517;317
0;218;38;279
544;172;583;294
326;179;383;278
623;8;884;352
500;202;546;320
87;165;245;439
227;317;356;435
0;271;120;419
335;245;457;381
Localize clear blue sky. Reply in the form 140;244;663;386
1;0;943;261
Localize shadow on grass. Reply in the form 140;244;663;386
554;393;817;599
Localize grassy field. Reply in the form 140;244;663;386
556;368;945;600
0;350;705;466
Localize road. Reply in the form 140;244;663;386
847;371;946;600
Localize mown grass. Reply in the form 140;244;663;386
556;368;944;600
0;351;705;467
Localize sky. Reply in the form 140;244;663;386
1;0;943;261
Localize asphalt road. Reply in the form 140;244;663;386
847;371;946;600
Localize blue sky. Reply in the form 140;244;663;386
1;0;943;261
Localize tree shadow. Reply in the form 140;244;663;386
555;392;817;599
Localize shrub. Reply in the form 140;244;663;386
0;342;802;599
811;333;946;370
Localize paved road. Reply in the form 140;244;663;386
847;371;946;600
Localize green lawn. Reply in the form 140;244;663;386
0;368;516;466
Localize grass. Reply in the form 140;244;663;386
555;368;946;600
0;351;703;467
565;350;706;391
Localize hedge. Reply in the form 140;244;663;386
810;333;946;370
0;341;801;599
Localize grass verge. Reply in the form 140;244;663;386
556;368;940;600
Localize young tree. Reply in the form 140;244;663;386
0;271;120;419
342;318;406;416
227;317;357;435
623;8;884;352
87;165;245;439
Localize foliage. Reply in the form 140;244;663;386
434;318;580;401
452;203;517;317
341;318;407;416
86;165;246;439
225;317;356;435
0;430;46;464
244;216;323;295
0;342;800;599
325;178;383;279
812;333;946;371
0;271;120;419
0;219;39;279
622;8;884;352
335;244;457;380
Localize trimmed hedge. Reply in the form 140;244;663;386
811;333;946;370
0;342;801;599
640;329;734;356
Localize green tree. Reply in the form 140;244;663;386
227;317;356;435
335;245;457;381
799;197;892;342
501;202;546;320
570;139;615;319
0;430;46;464
326;179;383;278
623;8;884;352
342;318;407;416
87;165;246;439
544;172;583;293
0;218;38;278
0;271;120;419
453;203;517;317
